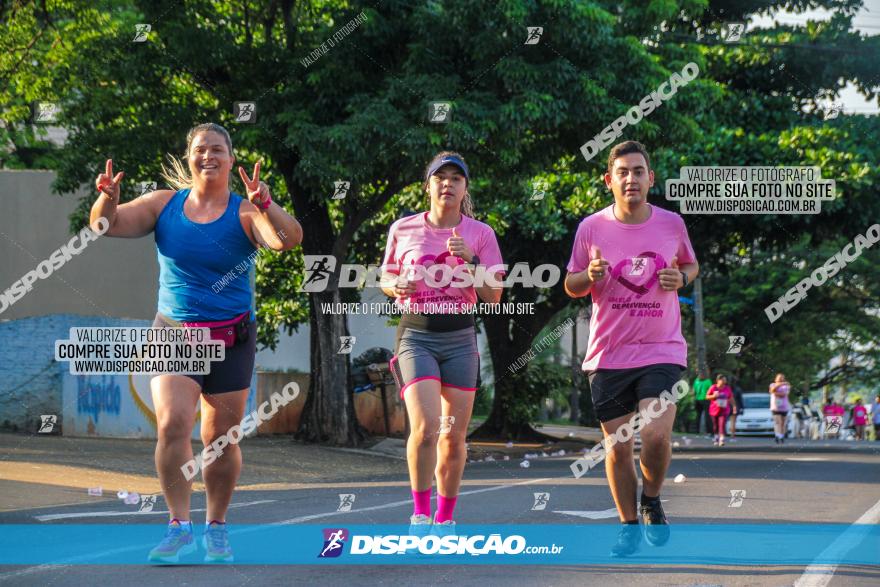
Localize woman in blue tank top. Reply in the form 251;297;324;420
89;123;301;563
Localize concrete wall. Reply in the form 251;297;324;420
0;314;150;433
0;170;159;320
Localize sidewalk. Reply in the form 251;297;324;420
366;423;880;460
0;432;402;512
505;423;880;454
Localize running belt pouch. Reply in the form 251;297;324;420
182;312;250;348
234;316;250;345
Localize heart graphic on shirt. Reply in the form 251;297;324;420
610;251;667;297
415;251;465;293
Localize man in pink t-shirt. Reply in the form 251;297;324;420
565;140;699;556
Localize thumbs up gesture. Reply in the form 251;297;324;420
95;159;124;201
659;255;684;290
587;246;610;282
447;226;474;263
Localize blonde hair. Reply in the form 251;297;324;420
424;150;473;217
161;123;234;191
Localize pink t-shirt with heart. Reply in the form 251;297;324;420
567;204;697;371
852;405;867;426
382;212;504;314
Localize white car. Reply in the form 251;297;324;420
732;392;779;436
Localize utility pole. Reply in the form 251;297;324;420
693;276;708;376
569;308;581;423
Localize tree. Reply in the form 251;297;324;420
6;0;878;444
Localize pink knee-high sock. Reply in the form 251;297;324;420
412;489;432;517
434;494;458;523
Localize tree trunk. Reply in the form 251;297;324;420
296;289;365;445
569;309;580;423
285;169;364;446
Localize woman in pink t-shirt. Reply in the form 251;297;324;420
706;374;733;446
852;398;868;440
381;151;504;535
769;373;791;444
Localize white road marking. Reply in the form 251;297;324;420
33;499;276;522
793;497;880;587
552;508;618;520
553;500;668;520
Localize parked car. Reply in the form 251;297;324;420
732;392;778;436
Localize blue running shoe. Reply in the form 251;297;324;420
148;519;196;564
203;520;234;563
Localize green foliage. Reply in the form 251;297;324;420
4;0;879;437
472;382;493;419
513;359;573;426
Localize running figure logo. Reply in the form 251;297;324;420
139;495;157;513
629;257;647;276
234;102;257;123
337;336;356;355
524;27;543;45
531;492;550;511
727;336;745;354
34;102;59;123
429;102;451;123
133;24;151;42
300;255;337;292
337;494;356;512
728;489;746;508
612;251;667;297
823;103;843;120
530;180;547;201
318;528;349;558
722;22;745;42
138;181;156;196
438;416;455;434
826;416;841;435
331;181;350;200
38;415;57;433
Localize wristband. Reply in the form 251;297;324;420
257;193;272;210
680;270;689;288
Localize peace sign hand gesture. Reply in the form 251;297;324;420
238;161;271;208
95;159;124;201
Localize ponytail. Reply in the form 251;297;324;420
160;154;192;191
461;192;474;217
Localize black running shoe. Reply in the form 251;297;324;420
639;500;670;546
610;524;641;557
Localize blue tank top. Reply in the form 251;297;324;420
155;189;257;321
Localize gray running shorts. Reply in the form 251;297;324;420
390;327;479;398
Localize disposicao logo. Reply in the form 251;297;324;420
318;528;348;558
